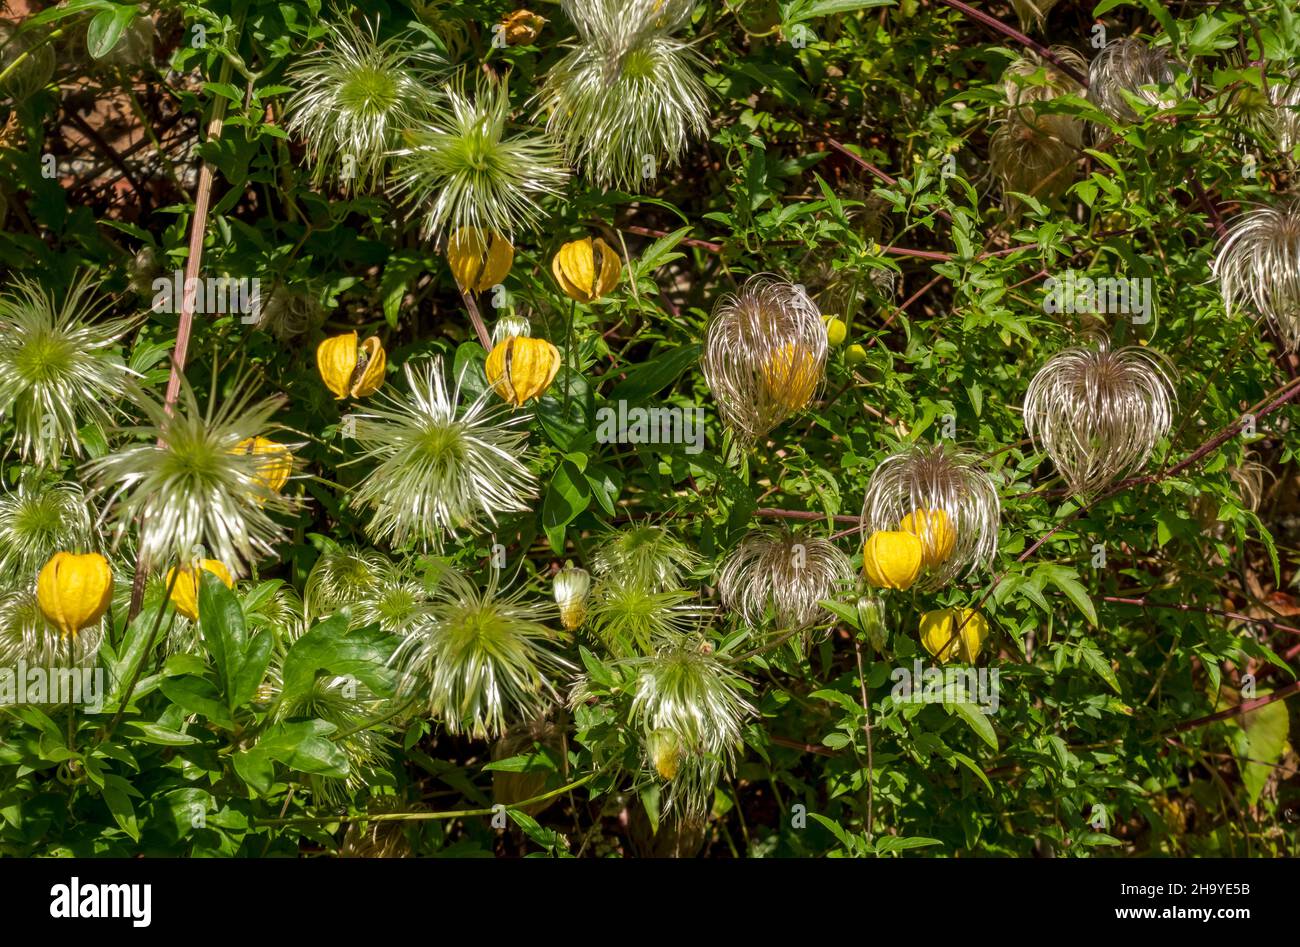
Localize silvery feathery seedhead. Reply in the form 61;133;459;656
0;272;139;468
1212;196;1300;351
347;357;538;551
1023;338;1176;497
585;580;703;658
86;380;296;576
391;73;568;239
1087;37;1181;123
716;528;854;632
0;589;101;669
304;544;429;633
1226;68;1300;155
391;564;573;739
700;275;828;444
590;522;698;592
990;48;1086;212
285;17;443;194
0;478;96;582
860;443;1000;589
624;639;754;821
537;0;710;191
1009;0;1060;31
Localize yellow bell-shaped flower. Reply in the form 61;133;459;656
448;227;514;293
317;331;386;399
485;335;561;406
233;436;293;494
899;507;956;568
862;530;923;590
762;342;820;414
500;9;546;45
36;552;113;638
919;607;987;664
165;560;235;622
552;236;621;303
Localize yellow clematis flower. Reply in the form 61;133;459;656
448;227;514;293
166;559;235;622
36;552;113;638
317;331;386;399
862;530;923;590
899;507;956;568
233;436;293;494
500;9;546;45
552;237;621;303
761;342;820;414
485;335;561;406
919;607;988;664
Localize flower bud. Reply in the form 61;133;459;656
845;343;867;365
485;335;561;406
552;237;621;303
36;552;113;638
317;332;387;399
862;530;923;590
856;595;888;654
647;728;682;781
919;607;987;664
823;315;847;346
448;227;514;293
898;507;956;568
166;559;235;622
552;561;591;630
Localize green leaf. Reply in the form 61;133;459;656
542;460;591;552
953;701;999;751
608;345;700;401
279;616;397;705
1233;691;1291;804
86;5;139;58
1081;647;1122;695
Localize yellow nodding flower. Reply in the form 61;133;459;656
500;9;546;45
761;342;820;413
485;335;561;406
862;530;923;591
919;607;988;664
552;237;621;303
36;552;113;639
233;436;293;495
899;507;956;568
448;227;514;293
165;560;235;622
317;332;386;399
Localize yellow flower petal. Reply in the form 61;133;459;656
919;607;988;664
351;335;387;397
553;237;622;303
317;332;359;399
486;336;561;405
899;508;956;568
166;560;235;622
862;530;923;590
233;436;293;494
36;552;113;639
449;227;514;292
